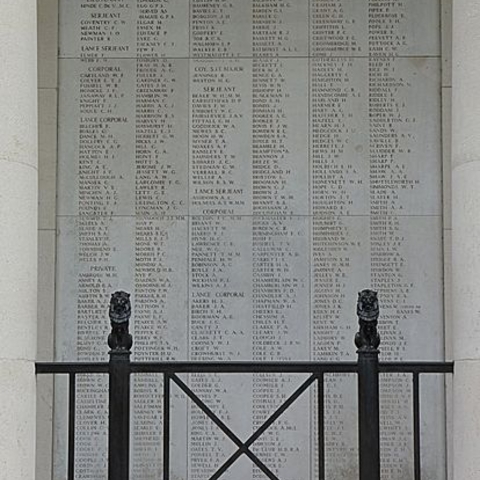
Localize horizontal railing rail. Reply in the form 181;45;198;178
36;360;454;375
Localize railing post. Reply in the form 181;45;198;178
355;290;381;480
108;291;133;480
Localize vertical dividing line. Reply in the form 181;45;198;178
68;373;76;480
187;2;192;476
317;373;325;480
307;0;313;216
413;372;421;480
186;0;192;363
308;2;313;479
187;0;191;343
163;373;171;480
307;0;313;356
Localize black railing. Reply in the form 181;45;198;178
36;290;453;480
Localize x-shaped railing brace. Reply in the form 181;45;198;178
169;373;317;480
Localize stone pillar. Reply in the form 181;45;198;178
0;1;38;480
452;1;480;479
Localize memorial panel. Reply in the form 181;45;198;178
55;1;444;479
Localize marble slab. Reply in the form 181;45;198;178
55;1;445;479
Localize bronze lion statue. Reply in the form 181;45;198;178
355;289;380;351
108;291;132;351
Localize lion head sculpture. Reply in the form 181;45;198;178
355;289;380;351
356;289;379;323
108;291;132;351
109;291;131;324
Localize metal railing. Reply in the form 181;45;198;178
36;290;453;480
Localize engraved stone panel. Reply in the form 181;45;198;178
55;1;444;479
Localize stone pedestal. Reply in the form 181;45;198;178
0;1;38;479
